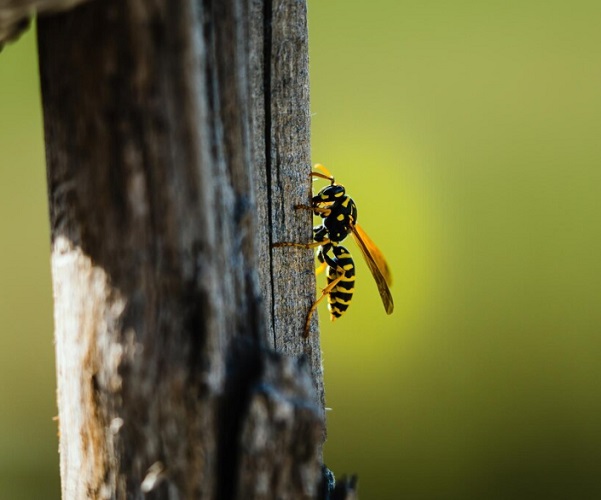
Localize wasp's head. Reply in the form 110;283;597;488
314;184;346;204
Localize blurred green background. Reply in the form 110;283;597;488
309;1;601;499
1;1;601;498
0;28;59;499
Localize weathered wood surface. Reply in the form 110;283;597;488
37;0;326;497
250;0;325;410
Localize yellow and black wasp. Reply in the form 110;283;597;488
274;164;394;337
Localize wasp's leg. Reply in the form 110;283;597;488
272;239;330;249
294;204;313;211
273;227;331;249
303;270;345;338
315;242;329;274
294;204;331;216
315;260;327;275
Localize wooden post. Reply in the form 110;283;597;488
36;0;333;497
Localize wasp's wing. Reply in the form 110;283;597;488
354;224;393;287
351;223;394;314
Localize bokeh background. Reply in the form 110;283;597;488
1;1;601;498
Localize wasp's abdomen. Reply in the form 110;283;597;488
325;245;355;320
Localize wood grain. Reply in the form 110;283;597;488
38;0;326;497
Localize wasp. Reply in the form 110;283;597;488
273;164;394;337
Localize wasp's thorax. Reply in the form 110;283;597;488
312;184;358;242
